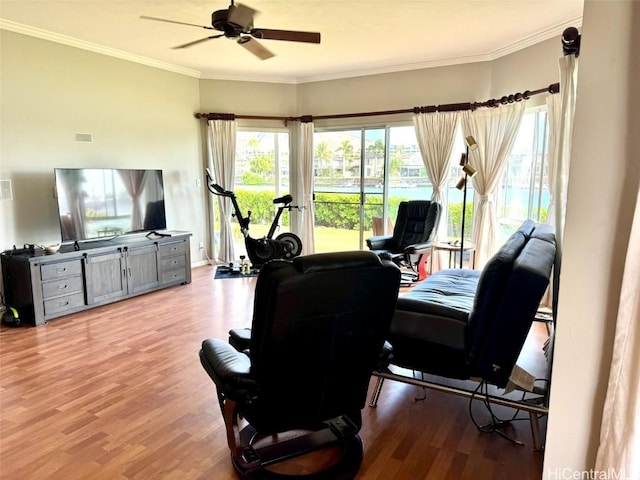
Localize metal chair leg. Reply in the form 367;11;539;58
369;375;385;407
529;412;544;451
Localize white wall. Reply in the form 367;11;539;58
0;31;205;259
296;37;560;128
199;79;298;117
490;37;561;107
543;0;640;476
297;61;492;126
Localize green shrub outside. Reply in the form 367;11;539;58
235;190;409;230
233;189;546;235
235;190;290;227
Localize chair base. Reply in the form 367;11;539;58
232;432;363;480
225;398;364;480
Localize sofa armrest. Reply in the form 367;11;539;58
366;235;394;250
404;241;433;255
200;338;259;400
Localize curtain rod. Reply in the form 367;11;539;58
194;82;559;123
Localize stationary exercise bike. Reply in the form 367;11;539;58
205;168;303;267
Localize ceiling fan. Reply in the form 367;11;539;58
140;0;321;60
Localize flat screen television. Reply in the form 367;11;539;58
54;168;166;242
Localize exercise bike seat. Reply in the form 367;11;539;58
273;194;293;205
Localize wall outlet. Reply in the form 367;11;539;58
0;180;12;201
199;242;204;251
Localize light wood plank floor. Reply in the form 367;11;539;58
0;265;546;479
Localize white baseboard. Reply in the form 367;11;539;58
191;260;213;268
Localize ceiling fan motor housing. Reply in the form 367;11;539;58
212;9;239;37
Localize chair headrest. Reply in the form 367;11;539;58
293;250;383;274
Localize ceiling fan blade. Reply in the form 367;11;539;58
251;29;321;44
237;37;274;60
172;35;224;49
228;3;257;30
140;15;214;30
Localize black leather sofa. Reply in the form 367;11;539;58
371;220;556;447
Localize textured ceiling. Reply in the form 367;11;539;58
0;0;584;83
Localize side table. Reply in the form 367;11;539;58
430;241;476;273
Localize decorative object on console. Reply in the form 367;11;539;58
455;135;478;268
44;243;61;254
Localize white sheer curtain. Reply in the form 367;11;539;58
412;110;459;241
460;102;525;268
288;121;315;255
288;122;303;237
595;185;640;479
546;55;578;252
546;55;578;312
206;119;237;264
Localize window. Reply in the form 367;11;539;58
231;130;290;255
311;124;468;252
495;108;550;242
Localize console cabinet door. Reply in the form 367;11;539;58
85;251;126;304
125;245;160;294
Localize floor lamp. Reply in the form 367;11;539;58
455;135;478;268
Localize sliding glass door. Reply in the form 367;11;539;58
313;125;432;253
313;128;383;252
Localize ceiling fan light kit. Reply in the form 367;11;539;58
141;0;321;60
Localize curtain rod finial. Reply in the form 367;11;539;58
562;27;581;57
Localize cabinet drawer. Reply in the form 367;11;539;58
41;260;83;281
159;242;187;258
160;255;186;270
44;292;85;316
161;269;187;284
42;275;84;299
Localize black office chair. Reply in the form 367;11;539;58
366;200;441;282
199;251;401;480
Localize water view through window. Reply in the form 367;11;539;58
220;112;550;261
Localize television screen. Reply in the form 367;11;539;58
54;168;166;242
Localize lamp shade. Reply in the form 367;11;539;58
455;176;466;190
465;135;478;150
462;163;477;177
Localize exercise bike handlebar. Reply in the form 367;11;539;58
205;168;234;197
210;182;232;196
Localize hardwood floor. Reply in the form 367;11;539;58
0;265;546;479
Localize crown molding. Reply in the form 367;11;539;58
198;72;299;84
294;54;492;84
295;16;583;84
2;15;582;85
0;19;201;78
488;16;583;60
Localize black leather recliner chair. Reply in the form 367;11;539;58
199;251;401;479
366;200;441;282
